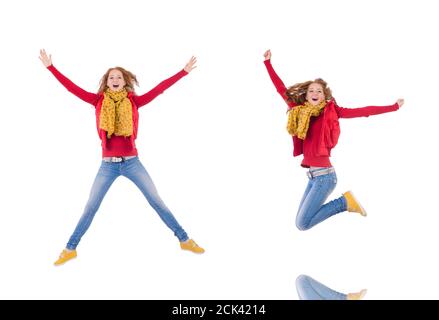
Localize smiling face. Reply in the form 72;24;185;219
306;82;326;105
106;69;126;92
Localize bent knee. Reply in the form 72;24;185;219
296;274;310;285
296;220;311;231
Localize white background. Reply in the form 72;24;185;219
1;0;438;299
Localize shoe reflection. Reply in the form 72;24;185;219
296;274;367;300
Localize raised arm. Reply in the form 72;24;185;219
335;99;404;118
133;56;197;108
263;50;295;108
39;49;99;106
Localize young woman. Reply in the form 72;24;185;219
263;49;404;231
296;274;367;300
39;49;204;266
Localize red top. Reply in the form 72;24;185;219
47;65;188;157
264;60;400;167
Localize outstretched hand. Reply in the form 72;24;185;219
397;98;404;108
263;49;271;61
39;49;52;67
184;56;197;73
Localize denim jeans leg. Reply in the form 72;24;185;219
296;172;345;230
298;179;313;211
66;162;119;250
296;275;347;300
122;158;189;242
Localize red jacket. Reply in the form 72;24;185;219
47;65;188;157
264;60;399;167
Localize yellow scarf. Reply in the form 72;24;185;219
99;89;133;138
286;101;326;139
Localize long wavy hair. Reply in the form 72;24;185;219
98;67;139;93
286;78;333;105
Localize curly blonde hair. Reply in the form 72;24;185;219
98;67;139;93
286;78;333;105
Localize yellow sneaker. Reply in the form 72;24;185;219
180;239;205;254
343;191;367;216
347;289;367;300
54;249;77;266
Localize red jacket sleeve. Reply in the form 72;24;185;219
47;65;99;106
335;103;400;118
133;69;188;108
264;60;295;108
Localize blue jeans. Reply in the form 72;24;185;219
295;168;347;231
296;275;347;300
66;157;188;250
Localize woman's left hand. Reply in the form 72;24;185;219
397;98;404;108
184;56;197;73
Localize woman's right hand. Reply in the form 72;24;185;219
263;49;271;61
39;49;52;67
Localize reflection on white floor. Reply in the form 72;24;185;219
296;274;366;300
